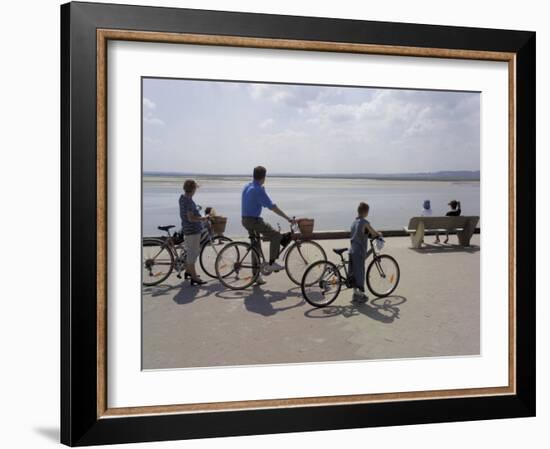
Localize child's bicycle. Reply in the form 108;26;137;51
300;237;400;308
142;217;231;286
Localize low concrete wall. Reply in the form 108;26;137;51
279;227;480;241
144;228;480;241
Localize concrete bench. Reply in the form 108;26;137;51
404;216;479;248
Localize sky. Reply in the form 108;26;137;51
142;78;480;175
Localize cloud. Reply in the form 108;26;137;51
143;97;164;126
144;136;162;145
249;84;321;108
249;84;292;103
142;77;480;174
143;97;156;110
303;90;478;144
304;90;396;125
259;118;274;129
307;102;365;123
251;87;479;172
144;117;165;126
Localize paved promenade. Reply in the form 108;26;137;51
142;235;480;369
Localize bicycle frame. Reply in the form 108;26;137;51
156;219;218;274
333;238;383;288
216;220;328;288
231;222;300;276
301;236;399;306
247;221;303;261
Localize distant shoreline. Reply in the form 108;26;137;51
143;171;480;182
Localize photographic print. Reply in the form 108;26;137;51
141;78;481;370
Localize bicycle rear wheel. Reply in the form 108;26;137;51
142;238;174;286
366;255;400;297
301;260;342;308
215;242;262;290
199;236;233;278
284;240;327;285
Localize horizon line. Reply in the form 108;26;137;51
143;169;480;174
142;170;480;178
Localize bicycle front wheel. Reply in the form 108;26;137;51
199;236;233;278
285;240;327;285
215;242;262;290
142;238;174;286
366;255;400;297
301;260;342;308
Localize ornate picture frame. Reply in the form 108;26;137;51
61;2;535;446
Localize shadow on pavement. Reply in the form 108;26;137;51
172;281;224;305
147;279;406;322
410;243;480;254
216;285;304;316
304;295;407;324
142;281;185;297
142;278;224;304
244;286;304;316
145;279;306;313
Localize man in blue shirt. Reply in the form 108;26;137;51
242;166;295;279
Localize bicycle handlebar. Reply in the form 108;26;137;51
277;216;299;234
290;216;299;234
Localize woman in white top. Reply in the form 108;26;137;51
421;200;440;244
421;200;432;217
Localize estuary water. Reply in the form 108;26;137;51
143;175;480;237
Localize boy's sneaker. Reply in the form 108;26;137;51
263;261;284;273
351;292;368;304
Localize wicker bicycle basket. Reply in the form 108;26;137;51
297;218;314;235
210;216;227;234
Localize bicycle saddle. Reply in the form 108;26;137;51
158;225;175;231
332;248;348;255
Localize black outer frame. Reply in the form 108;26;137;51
60;1;535;446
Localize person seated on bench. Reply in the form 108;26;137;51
420;199;439;244
421;200;432;217
349;202;382;304
444;200;462;244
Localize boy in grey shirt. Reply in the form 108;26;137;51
349;202;382;303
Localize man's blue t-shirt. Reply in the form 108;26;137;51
241;181;276;218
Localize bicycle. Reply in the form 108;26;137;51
142;218;232;286
300;237;400;308
214;220;327;290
